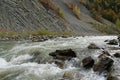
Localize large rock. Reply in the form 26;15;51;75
82;56;94;69
88;43;100;49
93;57;114;74
49;49;77;60
107;39;118;45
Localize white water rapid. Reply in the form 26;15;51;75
0;36;119;80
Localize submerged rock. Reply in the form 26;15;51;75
93;57;114;74
107;39;118;45
88;43;100;49
104;40;109;42
30;51;41;63
49;49;77;60
113;53;120;58
49;60;65;68
82;56;94;69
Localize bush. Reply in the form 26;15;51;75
40;0;64;18
57;8;64;19
67;3;81;19
116;19;120;27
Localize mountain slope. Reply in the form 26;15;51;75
52;0;102;35
1;0;119;35
0;0;69;32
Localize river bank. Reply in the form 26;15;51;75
0;35;72;42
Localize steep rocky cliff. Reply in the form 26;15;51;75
0;0;105;35
0;0;69;32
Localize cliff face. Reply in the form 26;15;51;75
0;0;104;35
0;0;68;32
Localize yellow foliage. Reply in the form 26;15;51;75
40;0;64;18
67;3;81;19
73;5;81;19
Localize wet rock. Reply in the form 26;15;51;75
31;36;48;42
30;51;41;63
104;40;109;42
108;71;120;80
98;50;111;59
107;75;119;80
93;57;114;74
63;71;82;80
117;36;120;41
49;49;77;60
82;56;94;69
113;53;120;58
88;43;100;49
63;71;74;79
107;39;118;45
49;60;65;68
61;35;68;38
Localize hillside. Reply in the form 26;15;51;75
0;0;120;36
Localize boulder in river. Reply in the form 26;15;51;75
49;49;77;60
88;43;100;49
82;56;94;69
93;57;114;74
113;52;120;58
107;39;118;45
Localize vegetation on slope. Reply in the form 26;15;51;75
0;29;74;38
80;0;120;25
67;3;81;19
39;0;64;19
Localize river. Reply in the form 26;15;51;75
0;36;119;80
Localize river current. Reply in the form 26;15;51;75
0;36;119;80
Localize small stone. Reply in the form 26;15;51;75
113;53;120;58
88;43;100;49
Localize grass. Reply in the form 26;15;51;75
31;29;74;36
0;29;75;37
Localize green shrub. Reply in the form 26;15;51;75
116;19;120;27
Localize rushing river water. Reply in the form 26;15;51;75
0;36;120;80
